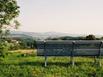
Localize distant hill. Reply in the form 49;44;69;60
9;31;102;40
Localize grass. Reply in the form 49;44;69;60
0;49;103;77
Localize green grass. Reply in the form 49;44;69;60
0;51;103;77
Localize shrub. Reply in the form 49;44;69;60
9;42;20;50
0;40;10;57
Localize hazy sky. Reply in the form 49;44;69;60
17;0;103;34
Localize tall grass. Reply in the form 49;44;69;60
0;51;103;77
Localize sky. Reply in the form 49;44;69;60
17;0;103;35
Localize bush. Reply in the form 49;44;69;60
0;40;10;57
9;42;20;50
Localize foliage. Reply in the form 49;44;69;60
100;37;103;40
19;38;36;49
0;0;20;57
0;0;20;30
46;36;85;40
0;37;36;53
0;0;19;28
0;40;10;57
85;34;96;40
9;40;20;50
46;34;102;40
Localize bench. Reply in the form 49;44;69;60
36;40;103;67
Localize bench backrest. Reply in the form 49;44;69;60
36;40;103;56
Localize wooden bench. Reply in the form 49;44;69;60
36;40;103;67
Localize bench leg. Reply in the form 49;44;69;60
72;60;75;66
70;57;74;66
45;56;47;67
93;56;101;67
94;56;97;64
99;60;101;67
99;56;101;67
95;56;102;67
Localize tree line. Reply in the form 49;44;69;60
46;34;103;40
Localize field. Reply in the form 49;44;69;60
0;49;103;77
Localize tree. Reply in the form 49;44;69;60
85;34;96;40
0;0;20;38
0;0;20;57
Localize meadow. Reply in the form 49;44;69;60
0;49;103;77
